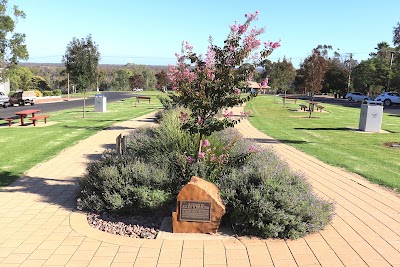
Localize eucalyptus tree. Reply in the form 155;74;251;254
62;35;100;117
0;0;29;78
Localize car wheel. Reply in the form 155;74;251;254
31;102;34;106
2;104;7;108
348;97;352;101
383;99;392;106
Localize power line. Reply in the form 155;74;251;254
25;51;374;61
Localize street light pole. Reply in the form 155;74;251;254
387;51;395;89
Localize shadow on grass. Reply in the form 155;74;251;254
248;138;310;144
388;114;400;117
0;175;78;210
0;171;20;187
62;125;107;131
294;127;353;131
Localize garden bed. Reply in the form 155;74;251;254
78;108;333;240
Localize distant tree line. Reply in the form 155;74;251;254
9;63;169;94
253;21;400;97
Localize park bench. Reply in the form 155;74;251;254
282;97;297;104
4;116;19;126
299;104;307;111
316;105;325;112
136;96;151;103
29;114;49;126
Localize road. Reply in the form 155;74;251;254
0;91;136;119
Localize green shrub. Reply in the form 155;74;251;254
53;89;62;96
78;107;333;239
42;90;53;96
217;145;333;239
78;151;174;214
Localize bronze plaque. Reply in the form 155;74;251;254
179;200;211;222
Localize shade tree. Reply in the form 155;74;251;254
0;0;29;79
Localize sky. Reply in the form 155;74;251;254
11;0;400;68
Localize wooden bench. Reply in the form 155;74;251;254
299;104;307;111
316;105;324;112
283;97;297;104
29;115;49;126
4;116;19;126
136;96;151;103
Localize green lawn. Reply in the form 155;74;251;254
0;91;163;187
246;95;400;191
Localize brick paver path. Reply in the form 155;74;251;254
0;107;399;267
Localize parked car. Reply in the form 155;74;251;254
9;90;36;106
374;92;400;106
0;92;10;108
345;92;372;102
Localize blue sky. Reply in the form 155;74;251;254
12;0;400;68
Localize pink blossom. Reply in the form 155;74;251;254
196;117;203;126
207;72;215;81
179;112;188;122
234;88;241;95
240;110;252;119
184;41;193;51
238;24;248;34
223;111;234;118
198;152;206;159
249;145;260;153
187;156;194;163
210;154;217;162
203;139;210;148
264;39;281;49
205;46;216;67
271;41;281;49
229;21;238;33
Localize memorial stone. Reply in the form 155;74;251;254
172;176;225;234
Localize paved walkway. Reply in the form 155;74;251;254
0;106;399;267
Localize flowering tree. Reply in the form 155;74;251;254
168;11;280;157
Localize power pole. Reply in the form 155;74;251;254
347;53;353;94
387;51;395;89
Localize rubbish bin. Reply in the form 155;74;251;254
359;101;383;132
94;94;106;112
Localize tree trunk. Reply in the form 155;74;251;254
283;89;287;107
196;133;203;161
309;93;314;118
83;90;86;118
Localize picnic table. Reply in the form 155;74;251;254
306;101;318;112
15;109;41;126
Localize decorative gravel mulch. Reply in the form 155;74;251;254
87;212;164;239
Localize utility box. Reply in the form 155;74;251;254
359;101;383;132
94;94;106;112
